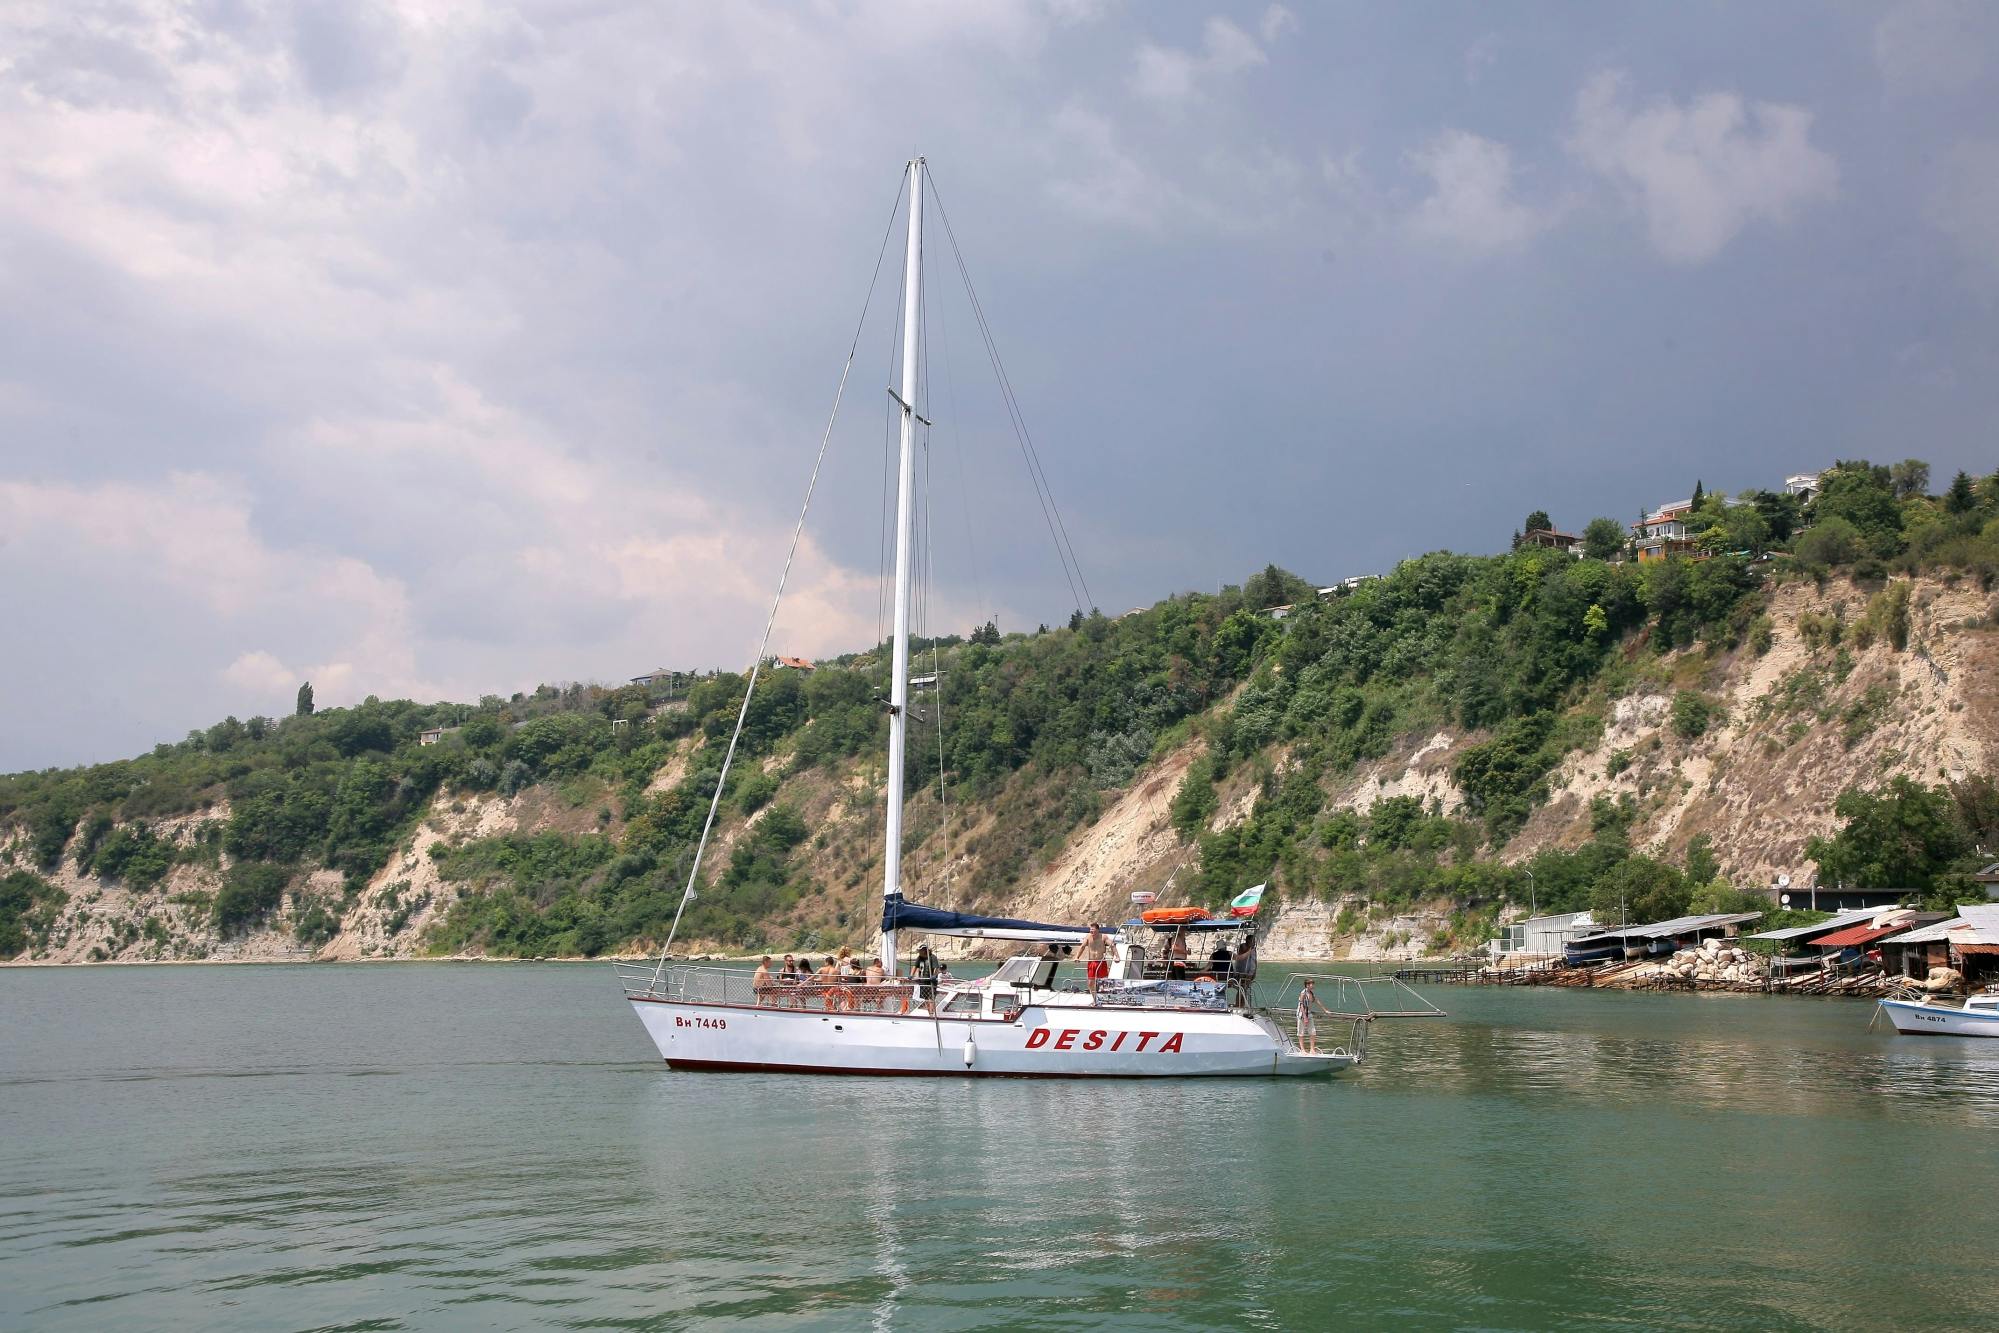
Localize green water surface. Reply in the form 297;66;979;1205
1;963;1994;1330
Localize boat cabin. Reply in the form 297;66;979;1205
1116;914;1258;983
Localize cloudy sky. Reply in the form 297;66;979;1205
4;1;1997;771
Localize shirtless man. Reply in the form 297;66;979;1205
1079;924;1109;994
751;955;774;1005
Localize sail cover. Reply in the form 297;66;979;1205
881;893;1096;940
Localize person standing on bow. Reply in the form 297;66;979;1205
1295;977;1335;1055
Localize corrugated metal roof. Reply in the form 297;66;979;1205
1744;909;1876;942
1884;918;1971;945
1811;922;1913;949
1569;912;1762;946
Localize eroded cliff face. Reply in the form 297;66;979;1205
10;576;1996;964
1508;576;1997;881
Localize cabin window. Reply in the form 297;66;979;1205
943;992;982;1015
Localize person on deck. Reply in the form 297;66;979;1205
1166;930;1190;980
816;957;852;1012
1080;924;1109;994
865;957;885;985
908;944;940;1006
1230;934;1259;1007
751;956;774;1005
1205;940;1233;983
1295;978;1335;1055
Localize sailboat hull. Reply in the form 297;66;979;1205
630;997;1351;1077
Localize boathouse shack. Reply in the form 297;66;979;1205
1562;913;1761;966
1744;909;1878;980
1876;916;1971;981
1805;910;1946;973
1491;911;1597;962
1887;905;1999;989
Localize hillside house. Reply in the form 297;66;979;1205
1785;471;1824;500
1974;861;1999;899
418;727;445;746
771;656;816;672
1632;501;1697;562
1520;528;1582;555
1320;575;1380;598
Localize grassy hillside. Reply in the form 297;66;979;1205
5;457;1999;961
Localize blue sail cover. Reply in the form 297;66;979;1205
880;893;1092;937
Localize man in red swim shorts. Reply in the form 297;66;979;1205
1080;923;1109;993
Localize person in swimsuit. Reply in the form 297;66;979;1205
1080;924;1109;994
751;956;774;1004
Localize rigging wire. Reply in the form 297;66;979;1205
917;265;952;875
923;165;1095;616
653;168;908;976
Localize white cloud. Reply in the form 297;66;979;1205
1259;5;1299;46
1874;0;1987;98
1405;130;1558;256
1130;13;1279;106
1567;70;1838;264
1926;139;1999;278
0;471;435;717
1463;33;1501;86
1044;103;1303;235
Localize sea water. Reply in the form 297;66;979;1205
2;962;1995;1330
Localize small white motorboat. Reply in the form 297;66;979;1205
1877;990;1999;1037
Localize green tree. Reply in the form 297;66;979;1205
1243;564;1314;610
1945;470;1977;515
1806;777;1972;897
1750;489;1804;543
1670;690;1713;739
296;681;315;717
1522;509;1553;537
1794;515;1862;567
1592;855;1689;925
1890;458;1930;501
1582;517;1627;560
1812;461;1903;556
1684;832;1720;885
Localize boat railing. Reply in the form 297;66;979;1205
1261;1004;1370;1061
616;962;923;1012
1268;972;1450;1021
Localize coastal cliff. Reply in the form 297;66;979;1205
7;557;1997;965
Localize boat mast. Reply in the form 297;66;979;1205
882;157;924;975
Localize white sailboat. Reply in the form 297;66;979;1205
619;159;1438;1077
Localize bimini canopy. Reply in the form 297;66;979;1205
881;893;1098;943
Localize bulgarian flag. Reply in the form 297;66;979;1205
1228;883;1266;918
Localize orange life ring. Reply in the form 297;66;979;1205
1141;907;1210;925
